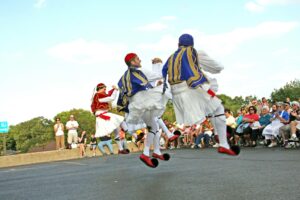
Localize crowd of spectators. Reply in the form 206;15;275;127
53;97;300;158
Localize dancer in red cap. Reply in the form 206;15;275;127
162;34;240;156
118;53;179;168
91;83;129;154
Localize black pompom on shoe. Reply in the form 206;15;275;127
231;145;240;155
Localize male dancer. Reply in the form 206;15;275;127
162;34;240;156
118;53;179;168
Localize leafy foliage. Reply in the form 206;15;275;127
218;94;247;115
271;79;300;102
162;101;176;122
8;117;54;153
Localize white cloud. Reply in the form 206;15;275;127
245;2;264;12
136;34;177;52
135;21;298;63
34;0;46;8
47;38;127;64
136;22;168;32
257;0;300;5
193;21;298;57
246;0;300;12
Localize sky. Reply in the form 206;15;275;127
0;0;300;125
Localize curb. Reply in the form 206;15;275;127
0;142;142;168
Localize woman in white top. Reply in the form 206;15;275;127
54;117;65;150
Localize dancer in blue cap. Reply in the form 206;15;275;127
162;33;240;156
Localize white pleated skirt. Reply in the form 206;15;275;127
170;81;222;126
126;86;168;125
124;113;146;133
95;110;124;138
262;120;284;137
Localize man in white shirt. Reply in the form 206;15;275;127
66;115;79;149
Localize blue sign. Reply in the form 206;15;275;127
0;121;9;133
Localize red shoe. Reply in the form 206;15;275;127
218;146;238;156
139;154;159;168
118;150;129;154
152;153;170;161
168;135;179;142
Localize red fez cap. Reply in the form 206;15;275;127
124;53;137;64
97;83;106;89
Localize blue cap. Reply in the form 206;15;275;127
179;34;194;46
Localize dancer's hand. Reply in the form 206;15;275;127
112;85;118;91
201;83;215;97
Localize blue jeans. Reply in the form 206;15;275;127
98;139;114;154
195;134;210;146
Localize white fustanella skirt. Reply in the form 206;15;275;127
95;110;124;138
170;81;222;126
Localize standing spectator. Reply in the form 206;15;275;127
53;117;65;150
90;133;97;157
66;115;79;149
78;131;87;157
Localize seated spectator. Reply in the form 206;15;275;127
255;106;271;141
280;101;300;148
236;107;246;126
78;131;87;157
98;134;114;156
160;119;171;149
235;106;260;147
195;119;213;148
250;99;261;115
134;129;145;150
262;103;289;147
225;108;236;144
119;128;130;153
182;125;192;147
90;133;97;157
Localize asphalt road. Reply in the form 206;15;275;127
0;147;300;200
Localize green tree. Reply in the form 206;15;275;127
162;101;176;123
218;94;246;115
8;117;54;153
271;79;300;102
